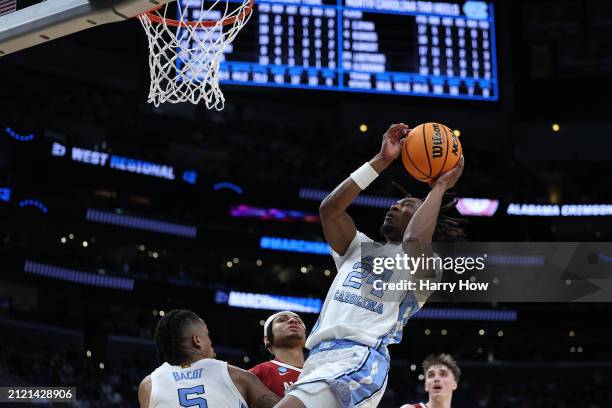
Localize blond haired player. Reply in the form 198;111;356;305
401;354;460;408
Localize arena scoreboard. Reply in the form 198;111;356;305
186;0;497;100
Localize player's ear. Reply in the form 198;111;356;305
263;336;270;348
452;380;457;391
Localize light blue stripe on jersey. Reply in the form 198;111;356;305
350;347;389;406
377;289;420;349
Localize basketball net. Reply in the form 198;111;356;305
138;0;253;110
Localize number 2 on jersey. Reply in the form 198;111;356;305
342;260;393;298
178;385;208;408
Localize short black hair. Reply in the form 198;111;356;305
265;317;276;350
154;309;202;365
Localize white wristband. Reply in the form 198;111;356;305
350;162;379;190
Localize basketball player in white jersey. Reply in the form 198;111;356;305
275;123;465;408
400;354;460;408
138;309;280;408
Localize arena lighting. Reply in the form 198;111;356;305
300;188;397;209
412;308;517;322
5;126;34;141
24;260;134;291
485;254;545;266
230;204;319;222
507;203;612;216
456;198;499;216
214;290;323;314
86;209;197;238
182;170;198;185
302;189;497;215
259;236;331;255
213;182;243;194
18;199;48;213
0;187;11;202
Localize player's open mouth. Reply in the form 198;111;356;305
433;385;442;391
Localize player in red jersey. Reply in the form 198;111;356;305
401;354;460;408
250;311;307;397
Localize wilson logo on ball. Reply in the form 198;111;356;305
401;122;463;183
431;123;443;158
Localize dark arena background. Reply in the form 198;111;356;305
2;0;612;406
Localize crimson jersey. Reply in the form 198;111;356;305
249;360;302;397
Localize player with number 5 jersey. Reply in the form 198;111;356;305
138;309;280;408
275;124;466;408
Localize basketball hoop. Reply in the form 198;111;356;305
138;0;254;110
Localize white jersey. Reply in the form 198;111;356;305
306;231;433;350
149;359;247;408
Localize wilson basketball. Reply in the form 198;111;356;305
401;123;462;183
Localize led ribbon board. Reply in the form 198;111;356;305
50;142;197;184
260;236;331;254
24;260;134;291
216;290;515;320
413;308;517;321
507;203;612;217
86;209;198;238
215;290;323;313
231;204;319;222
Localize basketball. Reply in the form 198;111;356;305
401;122;462;183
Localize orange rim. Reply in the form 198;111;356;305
142;0;254;28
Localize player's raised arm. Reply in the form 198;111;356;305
402;156;464;280
137;375;151;408
402;156;464;244
228;365;281;408
320;123;410;255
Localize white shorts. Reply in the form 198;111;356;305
286;340;389;408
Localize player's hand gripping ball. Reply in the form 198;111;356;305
401;122;462;183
